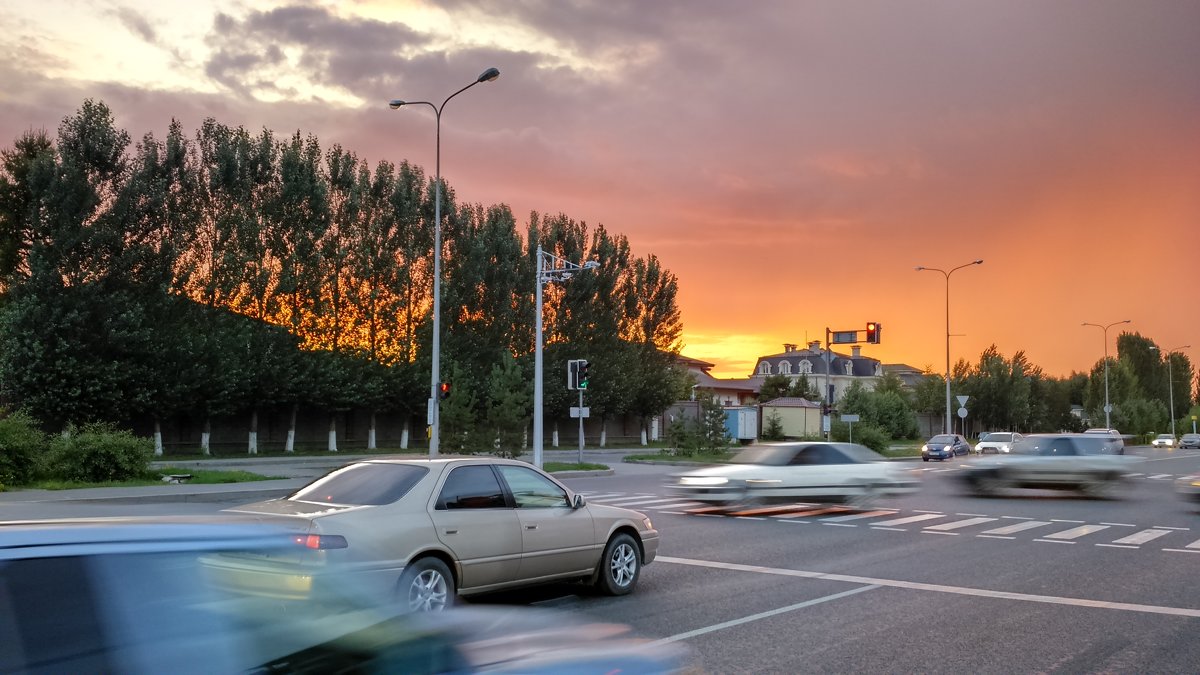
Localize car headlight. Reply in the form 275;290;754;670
942;445;951;451
921;445;929;452
679;476;729;486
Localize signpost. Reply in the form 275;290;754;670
842;414;860;442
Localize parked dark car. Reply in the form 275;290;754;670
921;433;972;461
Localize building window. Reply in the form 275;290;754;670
758;362;771;375
779;361;792;375
798;360;813;374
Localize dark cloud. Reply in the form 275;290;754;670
110;6;157;44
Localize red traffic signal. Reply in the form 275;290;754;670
438;382;451;399
865;322;881;344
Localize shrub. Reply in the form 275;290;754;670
46;424;153;483
831;420;890;453
0;412;46;486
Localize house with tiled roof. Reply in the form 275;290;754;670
751;341;883;403
675;354;760;407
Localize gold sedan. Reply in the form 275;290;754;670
222;457;658;611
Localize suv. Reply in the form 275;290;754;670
1180;433;1200;450
975;432;1024;454
1083;428;1125;454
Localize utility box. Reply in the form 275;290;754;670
724;407;758;442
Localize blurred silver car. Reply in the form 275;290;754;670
666;442;920;508
225;458;658;611
0;518;685;674
974;431;1024;454
1180;433;1200;450
958;433;1142;498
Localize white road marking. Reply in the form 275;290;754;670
1043;524;1111;540
605;497;693;507
955;513;990;517
1096;544;1138;549
580;492;626;499
1000;515;1034;520
657;556;1200;617
872;514;946;526
820;510;898;523
922;531;958;536
595;495;664;505
1051;519;1086;524
823;523;858;528
1186;539;1200;549
1111;529;1172;546
925;517;998;531
1126;473;1145;477
981;521;1052;535
913;510;944;514
1033;539;1075;544
1153;526;1190;531
976;535;1015;540
1165;548;1200;554
1149;474;1173;480
1100;522;1137;527
871;527;906;531
646;584;880;645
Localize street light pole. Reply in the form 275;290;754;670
389;67;499;456
533;246;599;468
1081;319;1131;429
1155;345;1191;439
916;259;983;435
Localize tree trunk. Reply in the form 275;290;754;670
401;419;410;449
285;404;297;453
368;411;377;450
552;423;559;448
641;427;648;446
328;414;338;452
600;419;607;447
201;418;211;455
248;409;258;454
153;419;163;456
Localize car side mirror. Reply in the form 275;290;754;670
571;493;586;509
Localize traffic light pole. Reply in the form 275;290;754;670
578;387;585;464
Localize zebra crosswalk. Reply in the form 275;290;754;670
580;491;1200;555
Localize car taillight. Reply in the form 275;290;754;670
293;534;349;550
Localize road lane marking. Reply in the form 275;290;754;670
1101;522;1137;527
922;531;958;536
1000;515;1034;520
1153;526;1190;531
1033;539;1075;544
772;507;849;519
925;517;998;531
824;523;858;528
821;510;898;522
604;497;692;506
656;556;1200;617
1186;539;1200;549
976;535;1015;540
871;527;906;531
1126;473;1145;477
913;510;944;514
1043;524;1111;540
1111;529;1172;546
956;513;990;517
1096;544;1138;549
981;521;1052;535
646;584;880;645
872;514;947;527
734;504;839;517
1050;519;1086;524
1165;548;1200;554
1149;474;1173;480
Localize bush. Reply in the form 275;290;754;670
46;424;153;483
831;421;890;453
0;412;46;486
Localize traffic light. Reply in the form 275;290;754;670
866;322;881;344
578;360;590;389
438;382;451;399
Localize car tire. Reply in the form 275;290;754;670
922;457;929;462
594;533;641;596
398;556;455;612
973;473;1003;497
1081;476;1120;500
846;485;879;509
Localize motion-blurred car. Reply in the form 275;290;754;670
1176;474;1200;504
1083;428;1126;454
0;518;685;674
666;442;920;508
974;432;1024;454
957;433;1142;498
1180;433;1200;450
921;433;972;461
225;458;658;611
1151;434;1177;448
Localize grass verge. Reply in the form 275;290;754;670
544;461;609;472
11;467;283;491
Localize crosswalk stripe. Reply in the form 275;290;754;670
772;507;849;519
1111;529;1172;546
1043;524;1111;540
821;510;899;523
646;501;706;510
871;513;946;527
602;497;689;507
1186;539;1200;550
732;504;833;517
924;517;998;531
981;521;1053;535
580;492;625;499
1149;474;1173;480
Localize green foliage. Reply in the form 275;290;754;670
46;424;153;483
830;420;889;453
761;410;785;441
0;411;46;485
1112;398;1168;436
486;354;530;458
838;382;919;440
758;374;792;402
664;414;700;456
438;361;482;454
696;394;730;454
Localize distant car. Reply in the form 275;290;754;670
226;458;658;610
975;432;1024;454
921;433;972;461
1083;428;1125;454
1151;434;1177;448
957;433;1142;498
0;519;685;674
666;442;920;508
1180;434;1200;450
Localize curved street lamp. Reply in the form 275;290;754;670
388;67;500;456
533;246;599;469
916;259;983;435
1081;319;1131;429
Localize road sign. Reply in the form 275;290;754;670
831;331;858;344
957;407;968;419
570;407;590;418
955;395;969;406
1104;404;1113;413
841;414;860;422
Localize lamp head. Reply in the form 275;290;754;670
583;260;600;270
914;266;925;271
973;259;984;265
388;99;406;109
478;67;500;83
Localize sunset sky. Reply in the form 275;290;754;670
3;1;1197;379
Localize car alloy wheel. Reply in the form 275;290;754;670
595;533;640;596
399;557;454;612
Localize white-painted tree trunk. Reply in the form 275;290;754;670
641;428;648;445
368;411;376;450
200;418;211;455
153;420;163;456
285;404;297;453
248;410;258;455
401;420;410;449
552;426;559;447
328;415;337;452
600;422;607;447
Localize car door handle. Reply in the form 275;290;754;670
525;524;538;530
443;529;458;535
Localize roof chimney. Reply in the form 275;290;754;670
808;340;821;351
852;346;861;358
783;343;796;353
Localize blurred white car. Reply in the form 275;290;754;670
975;432;1024;454
667;442;919;508
1151;434;1176;448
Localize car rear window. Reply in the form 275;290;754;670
288;463;429;505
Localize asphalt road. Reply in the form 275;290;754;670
4;446;1199;673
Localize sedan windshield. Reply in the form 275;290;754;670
289;463;429;505
928;435;955;445
731;446;799;466
981;433;1013;442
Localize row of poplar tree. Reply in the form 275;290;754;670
0;100;689;453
